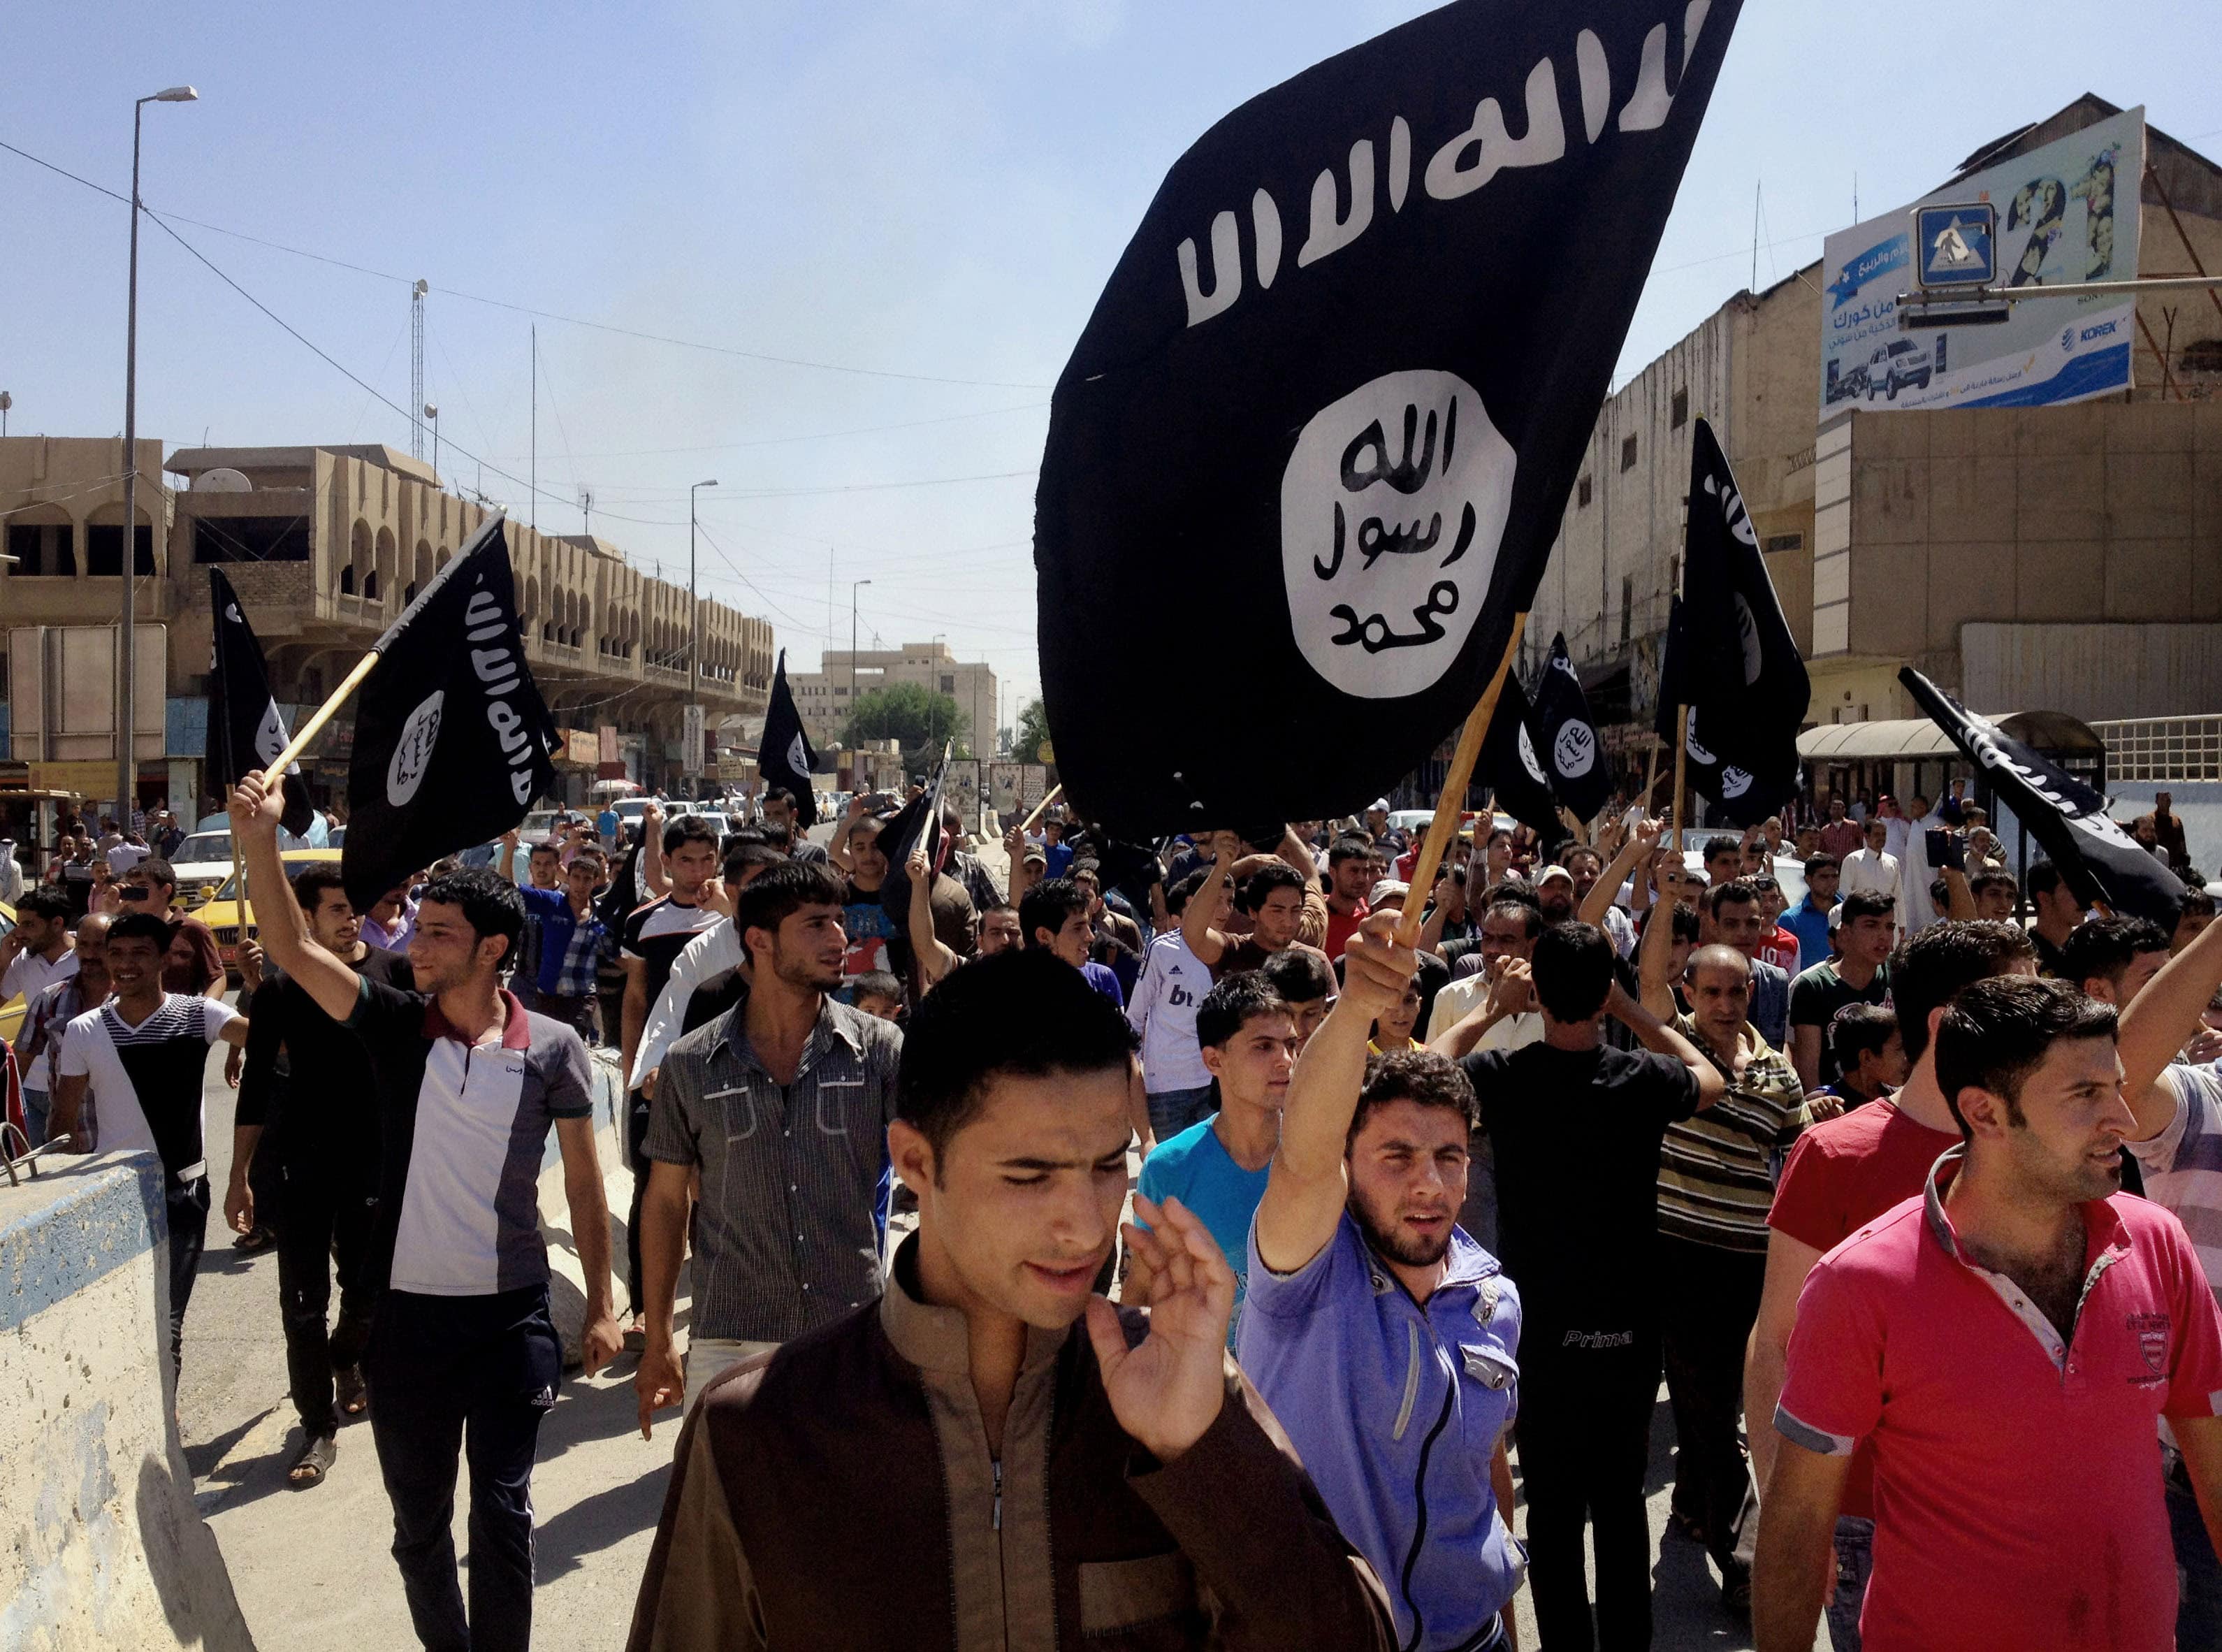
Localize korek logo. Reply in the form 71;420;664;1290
387;691;444;806
1281;369;1514;697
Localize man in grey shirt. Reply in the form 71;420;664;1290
634;860;903;1430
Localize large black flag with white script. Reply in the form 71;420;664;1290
342;517;560;908
1900;668;2185;927
1529;632;1613;821
759;651;819;830
1036;0;1742;837
1654;598;1799;828
208;567;315;839
1479;674;1564;840
1666;418;1809;775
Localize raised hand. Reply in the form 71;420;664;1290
228;770;285;841
1634;816;1664;853
1486;956;1535;1020
1086;1194;1232;1462
1339;911;1420;1021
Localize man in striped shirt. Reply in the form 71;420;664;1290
1640;924;1810;1614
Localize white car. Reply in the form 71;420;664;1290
171;830;240;906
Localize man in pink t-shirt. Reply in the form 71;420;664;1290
1753;976;2222;1652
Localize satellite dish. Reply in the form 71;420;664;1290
196;468;252;493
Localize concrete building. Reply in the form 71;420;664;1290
790;639;998;753
1525;95;2222;781
0;435;773;814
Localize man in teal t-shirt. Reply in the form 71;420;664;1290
1137;972;1296;1345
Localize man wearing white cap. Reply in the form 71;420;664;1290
1362;799;1407;860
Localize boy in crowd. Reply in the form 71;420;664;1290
1129;871;1222;1142
1138;974;1298;1348
1261;946;1336;1055
851;970;904;1022
1787;889;1895;1093
628;950;1396;1650
1809;1003;1907;1115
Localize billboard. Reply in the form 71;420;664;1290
1820;108;2142;413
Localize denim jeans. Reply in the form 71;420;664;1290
1824;1514;1874;1652
2169;1452;2222;1650
21;1087;48;1148
1146;1085;1214;1143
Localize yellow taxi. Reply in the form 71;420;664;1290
192;849;344;981
0;898;20;1048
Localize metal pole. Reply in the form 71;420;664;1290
118;99;143;820
688;479;718;797
850;579;871;758
529;324;537;530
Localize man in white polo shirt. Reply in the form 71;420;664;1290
233;769;620;1652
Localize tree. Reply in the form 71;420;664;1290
1016;697;1053;763
839;683;969;777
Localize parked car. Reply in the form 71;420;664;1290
171;830;240;908
194;849;345;982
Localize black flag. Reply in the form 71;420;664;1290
1479;674;1563;840
342;517;560;908
208;567;315;839
1653;599;1799;828
1668;418;1810;775
1900;668;2186;927
759;651;819;829
878;746;950;934
1528;632;1613;821
1036;1;1742;837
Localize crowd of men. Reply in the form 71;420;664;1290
10;769;2222;1652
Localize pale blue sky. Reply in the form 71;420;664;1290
6;1;2216;727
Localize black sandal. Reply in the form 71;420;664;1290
288;1434;337;1487
336;1365;370;1419
231;1225;277;1254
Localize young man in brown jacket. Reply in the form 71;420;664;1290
627;948;1395;1651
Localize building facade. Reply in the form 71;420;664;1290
790;640;998;753
0;435;772;816
1525;96;2222;788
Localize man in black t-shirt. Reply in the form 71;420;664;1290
1460;920;1723;1652
226;862;419;1487
1786;887;1896;1092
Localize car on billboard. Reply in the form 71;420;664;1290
1864;338;1933;400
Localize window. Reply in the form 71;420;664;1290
940;675;955;693
1576;474;1592;508
1763;532;1804;553
6;522;73;575
1620;576;1633;644
339;565;356;594
85;524;155;577
1620;434;1639;472
194;516;310;563
1671;388;1689;428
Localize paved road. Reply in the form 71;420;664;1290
177;1005;1815;1651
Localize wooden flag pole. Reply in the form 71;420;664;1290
1643;736;1660;817
262;650;382;781
1397;612;1530;949
1019;783;1065;835
1671;704;1691;847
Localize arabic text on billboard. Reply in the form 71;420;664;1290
1820;108;2141;414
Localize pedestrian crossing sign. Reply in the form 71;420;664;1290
1914;203;1996;288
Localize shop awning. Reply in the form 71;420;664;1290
1796;710;2105;763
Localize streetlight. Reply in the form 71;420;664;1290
118;84;198;821
688;479;717;792
850;579;872;764
930;632;945;751
423;401;439;485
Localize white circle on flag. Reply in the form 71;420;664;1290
1517;722;1548;785
1553;721;1595;780
1280;369;1514;699
387;691;444;807
1734;595;1764;686
786;732;808;776
1685;710;1718;767
1720;765;1755;799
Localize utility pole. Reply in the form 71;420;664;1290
688;479;719;794
850;579;872;750
118;85;199;820
529;324;537;530
409;280;427;461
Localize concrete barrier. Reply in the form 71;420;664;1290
537;1048;633;1367
0;1156;256;1651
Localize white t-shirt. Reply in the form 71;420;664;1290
1421;970;1544;1050
1128;932;1212;1093
57;994;240;1177
106;841;152;876
3;947;80;1090
1838;847;1901;901
2128;1062;2222;1307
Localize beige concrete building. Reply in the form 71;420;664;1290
1526;95;2222;774
791;640;998;753
0;435;772;812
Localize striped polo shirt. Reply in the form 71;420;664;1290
345;977;595;1296
2128;1062;2222;1307
1655;1013;1809;1253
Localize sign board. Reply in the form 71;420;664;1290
1820;106;2141;412
29;760;117;796
558;729;600;767
1912;202;1996;287
681;704;706;771
7;625;167;762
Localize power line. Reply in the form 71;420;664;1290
0;135;1054;391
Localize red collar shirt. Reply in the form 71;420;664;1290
1777;1146;2222;1651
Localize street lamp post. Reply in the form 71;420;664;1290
118;85;198;820
424;402;440;486
850;579;872;774
688;479;718;795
